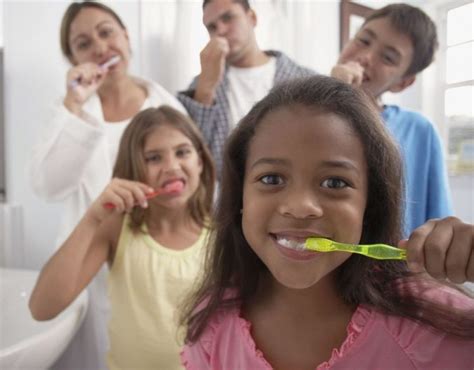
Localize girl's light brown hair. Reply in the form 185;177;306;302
113;106;215;231
60;1;126;64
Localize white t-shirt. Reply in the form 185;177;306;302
103;97;152;165
227;57;276;127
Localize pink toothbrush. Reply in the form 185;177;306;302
103;181;183;210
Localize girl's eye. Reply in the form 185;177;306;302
321;178;349;189
176;148;192;157
145;154;161;163
259;174;284;186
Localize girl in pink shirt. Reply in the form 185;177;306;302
181;75;474;369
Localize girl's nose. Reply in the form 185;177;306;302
277;188;323;219
162;155;180;172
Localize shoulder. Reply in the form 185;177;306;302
266;50;316;76
181;306;240;369
369;283;474;367
370;309;474;368
398;278;474;311
133;76;187;113
181;292;270;370
382;105;434;131
102;213;127;262
382;105;442;146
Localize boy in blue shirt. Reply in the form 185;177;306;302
331;4;453;236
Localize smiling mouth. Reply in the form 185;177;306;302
275;236;307;251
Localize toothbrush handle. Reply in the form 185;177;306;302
344;244;406;260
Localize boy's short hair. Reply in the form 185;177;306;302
364;3;438;76
203;0;250;11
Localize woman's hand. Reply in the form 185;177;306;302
88;178;155;223
63;62;108;115
400;217;474;283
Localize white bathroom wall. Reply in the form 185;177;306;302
139;0;340;94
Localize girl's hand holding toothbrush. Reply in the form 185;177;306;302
88;179;154;223
400;217;474;284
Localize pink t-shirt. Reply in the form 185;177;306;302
181;285;474;369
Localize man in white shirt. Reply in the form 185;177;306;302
178;0;314;176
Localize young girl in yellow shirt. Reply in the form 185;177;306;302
30;106;215;370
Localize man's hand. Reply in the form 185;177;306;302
195;37;230;105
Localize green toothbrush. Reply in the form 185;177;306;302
305;237;407;260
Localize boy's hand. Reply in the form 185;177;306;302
400;217;474;283
195;37;230;105
88;179;154;222
331;61;364;86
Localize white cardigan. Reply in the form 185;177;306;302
29;77;186;245
28;77;186;370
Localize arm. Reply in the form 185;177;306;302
177;37;229;130
28;206;116;320
28;104;105;200
193;37;229;106
29;178;153;320
28;63;111;201
426;127;453;219
177;82;220;141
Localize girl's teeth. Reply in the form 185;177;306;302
276;237;305;251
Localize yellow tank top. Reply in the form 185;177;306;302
107;215;208;370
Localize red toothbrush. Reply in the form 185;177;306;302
103;181;184;210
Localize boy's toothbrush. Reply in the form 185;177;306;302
305;237;407;260
69;55;121;89
103;181;183;210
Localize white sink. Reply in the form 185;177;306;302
0;267;88;369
